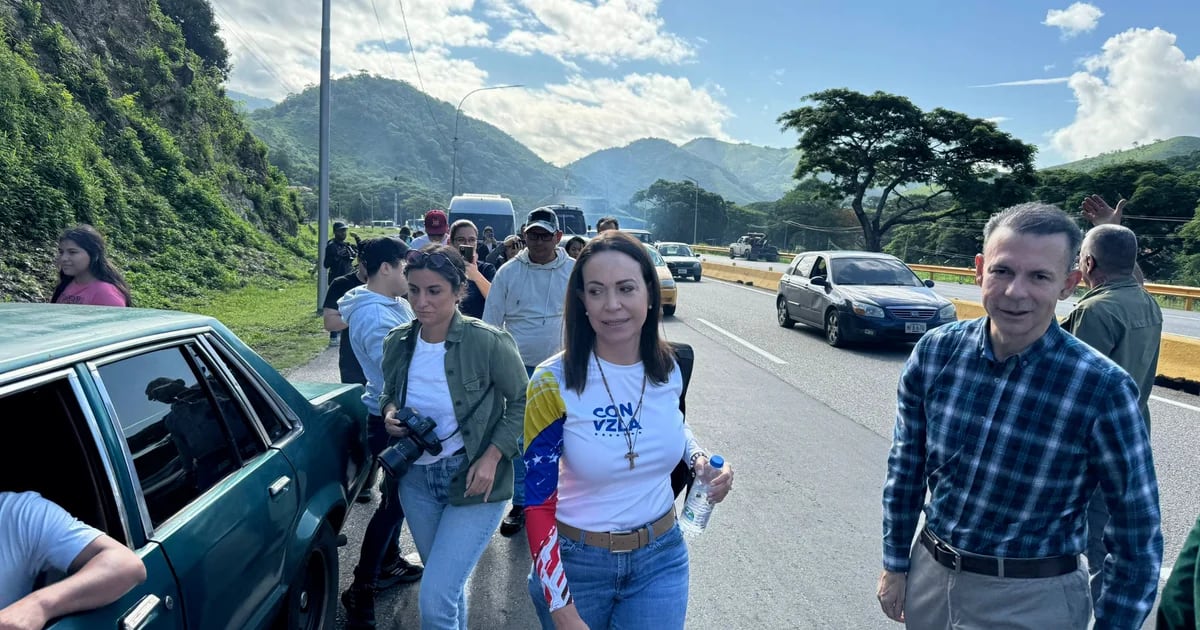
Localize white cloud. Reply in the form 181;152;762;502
496;0;696;66
215;1;729;166
985;116;1011;124
1044;63;1057;71
972;77;1070;88
1043;2;1103;38
1050;27;1200;160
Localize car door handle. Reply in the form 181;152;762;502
122;594;161;630
269;476;292;498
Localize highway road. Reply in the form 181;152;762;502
701;253;1200;340
286;279;1200;629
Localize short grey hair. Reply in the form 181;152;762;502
983;202;1082;272
1084;224;1138;277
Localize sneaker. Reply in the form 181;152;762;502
499;505;525;537
376;553;424;590
340;583;376;629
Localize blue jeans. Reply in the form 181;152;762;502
527;522;689;629
398;453;508;630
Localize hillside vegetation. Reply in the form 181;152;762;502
0;0;307;305
1045;136;1200;173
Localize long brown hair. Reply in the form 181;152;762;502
562;231;673;393
51;224;132;306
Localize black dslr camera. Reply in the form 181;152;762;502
377;407;443;478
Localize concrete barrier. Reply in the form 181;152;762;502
703;260;1200;384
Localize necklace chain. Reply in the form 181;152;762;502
594;354;647;470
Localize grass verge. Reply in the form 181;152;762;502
177;276;327;371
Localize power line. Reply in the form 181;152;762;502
394;0;452;147
367;0;402;80
210;1;299;94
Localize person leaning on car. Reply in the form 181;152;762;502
0;491;146;630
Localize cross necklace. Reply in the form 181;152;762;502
594;353;647;470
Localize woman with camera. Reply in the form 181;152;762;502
378;244;528;630
523;231;733;630
449;219;497;318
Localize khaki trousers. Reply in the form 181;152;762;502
904;538;1091;630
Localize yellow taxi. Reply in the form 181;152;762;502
645;244;678;317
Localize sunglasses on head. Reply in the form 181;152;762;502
406;250;461;275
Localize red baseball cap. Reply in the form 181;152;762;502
424;210;448;234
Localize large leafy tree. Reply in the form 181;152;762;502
778;89;1037;251
632;179;731;244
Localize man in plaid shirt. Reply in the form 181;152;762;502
878;203;1161;629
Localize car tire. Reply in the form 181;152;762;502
776;297;795;329
825;309;846;348
663;305;677;317
277;521;338;630
693;272;701;282
728;249;736;258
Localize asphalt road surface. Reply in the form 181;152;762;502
703;253;1200;340
287;279;1200;629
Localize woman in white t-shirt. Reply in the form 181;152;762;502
378;244;528;630
522;231;734;630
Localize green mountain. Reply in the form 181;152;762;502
565;138;774;205
1045;136;1200;173
680;138;801;200
227;90;276;112
0;0;305;305
247;74;574;220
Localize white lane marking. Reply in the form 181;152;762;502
707;277;776;297
696;318;788;365
1161;566;1173;583
1150;394;1200;413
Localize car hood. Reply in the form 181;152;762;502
836;285;949;307
662;255;700;264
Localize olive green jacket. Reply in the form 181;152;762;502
1158;512;1200;629
378;311;528;506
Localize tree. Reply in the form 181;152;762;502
778;89;1037;251
632;179;728;244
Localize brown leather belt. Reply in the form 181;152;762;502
920;528;1078;579
556;511;676;553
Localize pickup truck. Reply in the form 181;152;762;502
0;303;371;630
729;233;779;261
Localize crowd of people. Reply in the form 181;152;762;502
11;196;1200;630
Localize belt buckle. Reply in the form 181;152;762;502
609;530;634;554
935;538;962;572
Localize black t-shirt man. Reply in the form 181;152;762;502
323;271;366;385
325;239;358;281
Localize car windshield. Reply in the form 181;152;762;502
658;244;693;257
644;245;666;266
831;258;923;286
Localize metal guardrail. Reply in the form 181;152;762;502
690;245;1199;311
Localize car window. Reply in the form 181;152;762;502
811;257;828;279
832;258;923;286
98;345;266;527
644;245;666;266
790;255;815;277
220;358;290;442
658;244;692;257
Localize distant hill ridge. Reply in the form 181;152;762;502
1045;136;1200;173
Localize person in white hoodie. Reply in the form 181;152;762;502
337;236;423;629
483;207;574;537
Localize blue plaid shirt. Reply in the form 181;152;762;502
883;318;1161;629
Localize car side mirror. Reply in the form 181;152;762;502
811;275;827;287
924;279;935;288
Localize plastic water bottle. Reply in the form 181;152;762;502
679;454;724;537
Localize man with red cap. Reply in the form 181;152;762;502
410;210;449;250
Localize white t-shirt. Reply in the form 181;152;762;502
553;355;687;532
0;491;103;608
406;337;466;465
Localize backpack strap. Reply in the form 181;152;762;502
668;341;694;415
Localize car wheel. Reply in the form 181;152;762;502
728;249;736;258
825;309;845;347
663;305;676;317
278;522;337;630
776;297;795;329
693;272;701;282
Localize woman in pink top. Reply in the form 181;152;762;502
51;225;132;307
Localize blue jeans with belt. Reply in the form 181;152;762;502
399;453;508;630
527;521;690;629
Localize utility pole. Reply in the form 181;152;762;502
315;0;332;312
393;191;399;227
683;176;699;244
451;84;523;197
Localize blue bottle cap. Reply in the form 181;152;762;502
709;454;724;468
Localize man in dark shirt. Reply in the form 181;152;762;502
476;225;499;261
325;222;358;281
323;264;368;387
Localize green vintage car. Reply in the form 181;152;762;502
0;303;371;630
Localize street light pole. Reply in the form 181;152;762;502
315;0;332;312
451;84;523;197
683;176;699;244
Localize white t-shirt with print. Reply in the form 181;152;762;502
551;354;687;532
406;337;466;465
0;491;103;608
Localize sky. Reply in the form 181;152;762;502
213;0;1200;168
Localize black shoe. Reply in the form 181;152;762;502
376;554;423;590
340;583;376;629
499;505;525;537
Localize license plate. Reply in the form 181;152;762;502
905;323;927;334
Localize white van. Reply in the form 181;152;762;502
448;194;518;239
